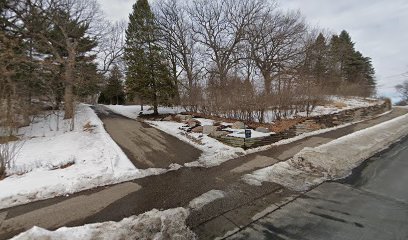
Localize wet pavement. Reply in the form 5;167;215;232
227;136;408;240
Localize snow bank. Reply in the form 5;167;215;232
11;207;196;240
188;190;226;210
0;105;169;210
244;113;408;191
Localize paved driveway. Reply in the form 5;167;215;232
93;105;202;169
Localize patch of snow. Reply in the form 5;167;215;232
296;96;383;117
395;105;408;109
147;120;246;168
225;128;274;139
0;104;170;210
195;118;215;126
252;96;382;122
188;190;226;210
105;105;183;119
11;207;196;240
243;112;408;192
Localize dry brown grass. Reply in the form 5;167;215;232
83;121;96;133
327;101;348;109
52;161;75;170
270;118;305;133
304;122;322;130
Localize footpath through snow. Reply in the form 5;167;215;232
244;113;408;191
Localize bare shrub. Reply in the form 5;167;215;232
0;134;23;179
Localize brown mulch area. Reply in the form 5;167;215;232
247;118;305;133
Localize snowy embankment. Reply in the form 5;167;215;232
244;113;408;191
11;207;196;240
0;104;165;210
10;189;228;240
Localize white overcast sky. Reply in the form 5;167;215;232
98;0;408;101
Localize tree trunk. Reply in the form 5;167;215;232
261;70;272;96
63;42;76;120
6;92;12;128
63;83;74;120
153;93;158;115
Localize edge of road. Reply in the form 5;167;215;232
220;114;408;239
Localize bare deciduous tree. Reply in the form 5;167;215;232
97;20;126;75
247;9;306;96
396;80;408;102
155;0;199;106
189;0;265;86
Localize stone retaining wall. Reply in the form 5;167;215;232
215;102;391;149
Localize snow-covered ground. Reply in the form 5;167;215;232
225;128;274;139
105;105;183;119
11;188;229;240
0;104;174;210
188;190;226;210
243;112;408;191
295;96;382;118
11;207;195;240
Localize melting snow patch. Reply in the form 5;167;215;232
105;105;183;119
244;113;408;192
147;120;246;168
188;190;226;210
11;208;196;240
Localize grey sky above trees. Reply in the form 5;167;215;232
98;0;408;101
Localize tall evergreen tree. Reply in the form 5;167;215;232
125;0;175;115
307;33;328;86
99;65;125;105
328;30;376;96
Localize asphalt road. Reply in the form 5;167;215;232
227;135;408;240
